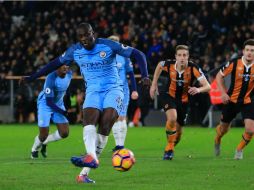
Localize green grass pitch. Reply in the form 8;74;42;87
0;124;254;190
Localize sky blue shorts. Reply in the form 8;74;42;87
37;102;68;127
83;87;124;115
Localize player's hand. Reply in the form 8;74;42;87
18;76;30;87
221;92;230;104
150;83;159;99
131;91;139;100
188;87;200;96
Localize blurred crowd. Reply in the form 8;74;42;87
1;1;254;124
1;1;254;76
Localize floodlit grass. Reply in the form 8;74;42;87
0;124;254;190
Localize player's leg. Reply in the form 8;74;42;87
92;88;123;158
112;116;127;151
71;90;102;169
117;89;129;148
159;93;177;160
234;103;254;159
163;108;177;160
214;102;238;156
41;113;69;157
31;107;51;159
77;89;122;183
97;88;123;156
73;108;101;183
112;90;129;151
175;123;182;146
174;102;188;146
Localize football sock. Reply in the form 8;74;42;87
165;121;176;151
79;167;91;176
175;130;182;146
112;121;121;146
31;135;43;152
96;133;108;157
214;124;228;144
80;133;108;176
236;132;253;151
43;130;62;145
120;120;127;146
83;125;97;160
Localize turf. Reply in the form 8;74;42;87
0;124;254;190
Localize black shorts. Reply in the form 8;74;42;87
221;101;254;123
159;93;188;126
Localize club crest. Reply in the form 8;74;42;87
100;51;106;58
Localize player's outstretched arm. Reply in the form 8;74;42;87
130;48;151;92
127;71;137;92
24;57;63;83
130;48;148;79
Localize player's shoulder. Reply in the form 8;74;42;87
68;42;83;51
45;71;58;85
229;56;241;64
96;38;119;47
47;71;58;80
222;56;241;68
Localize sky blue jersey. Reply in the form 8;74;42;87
37;70;72;107
116;54;133;90
59;38;133;92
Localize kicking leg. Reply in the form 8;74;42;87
71;108;100;168
77;108;118;183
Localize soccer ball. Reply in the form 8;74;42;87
112;148;135;171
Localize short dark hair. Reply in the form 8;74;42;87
243;39;254;48
78;23;93;31
175;45;189;53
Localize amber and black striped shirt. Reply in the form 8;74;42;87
220;57;254;104
160;60;204;103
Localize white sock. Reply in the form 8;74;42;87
120;120;127;146
96;133;108;156
80;133;108;176
83;125;97;160
43;130;62;145
112;121;121;146
31;135;43;152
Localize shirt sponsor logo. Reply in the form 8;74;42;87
238;73;254;81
